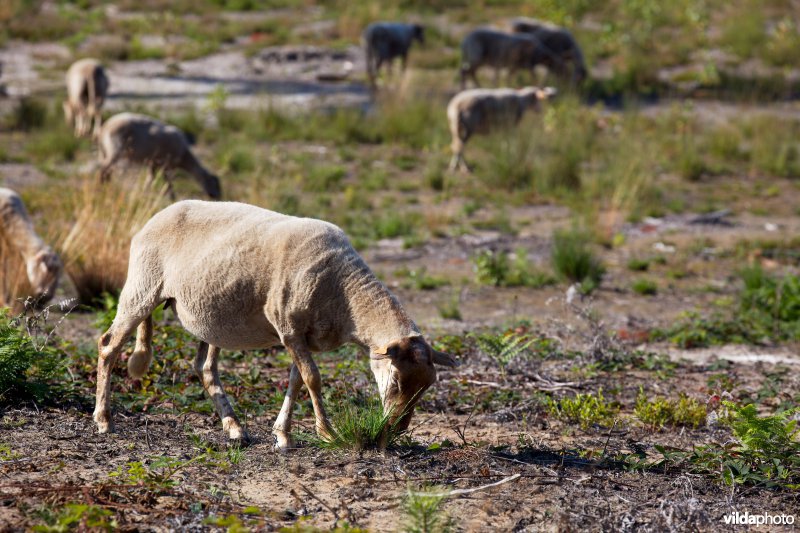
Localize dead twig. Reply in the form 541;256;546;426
409;473;521;498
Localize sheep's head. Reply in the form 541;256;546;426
27;248;61;304
412;24;425;45
370;335;457;432
520;86;557;108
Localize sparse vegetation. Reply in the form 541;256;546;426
301;395;403;451
634;388;706;429
548;389;619;429
551;228;604;293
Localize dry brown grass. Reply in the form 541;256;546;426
0;237;32;312
55;177;168;305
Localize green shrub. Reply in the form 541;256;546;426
632;278;657;295
9;98;48;131
403;485;452;533
550;228;605;293
627;258;650;272
0;311;64;403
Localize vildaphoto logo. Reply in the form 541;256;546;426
723;511;795;526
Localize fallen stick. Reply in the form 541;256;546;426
409;473;521;498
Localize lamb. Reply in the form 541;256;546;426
97;113;221;199
447;86;556;172
92;200;457;450
509;18;587;84
0;188;62;304
460;28;566;89
63;58;110;138
362;22;425;88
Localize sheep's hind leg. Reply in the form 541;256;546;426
194;342;248;442
272;363;302;451
94;309;151;433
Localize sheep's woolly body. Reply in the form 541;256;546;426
459;28;562;89
509;18;587;83
98;113;221;199
63;58;109;137
447;87;554;171
129;201;419;351
0;188;61;303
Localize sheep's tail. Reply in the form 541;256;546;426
127;315;153;379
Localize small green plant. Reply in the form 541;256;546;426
33;504;116;532
470;331;537;374
403;485;452;533
8;97;48;130
649;402;800;489
626;258;651;271
0;443;21;461
634;388;706;428
551;228;604;293
398;267;449;291
109;456;193;490
472;249;555;288
438;294;462;321
548;389;619;429
631;278;658;295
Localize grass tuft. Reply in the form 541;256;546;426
550;228;604;293
301;395;404;451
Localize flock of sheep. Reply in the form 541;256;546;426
2;16;584;447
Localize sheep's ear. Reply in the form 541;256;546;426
371;342;399;360
432;349;459;367
537;87;557;99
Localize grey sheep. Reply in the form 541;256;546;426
0;188;61;305
63;58;110;138
362;22;424;88
447;86;556;172
92;200;457;450
510;18;587;84
97;113;221;199
460;28;565;89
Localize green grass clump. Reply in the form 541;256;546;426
303;396;403;451
472;249;555;288
631;278;658;296
548;389;619;429
0;311;64;403
8;98;49;131
626;258;650;272
397;267;449;291
634;388;706;428
550;229;604;293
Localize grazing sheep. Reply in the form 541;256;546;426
93;200;457;450
0;188;61;304
447;86;556;172
362;22;425;88
510;18;587;84
460;28;565;89
98;113;221;199
63;58;109;138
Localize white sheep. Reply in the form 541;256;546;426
509;18;588;84
460;28;566;89
362;22;425;88
0;188;61;305
97;113;221;199
63;58;110;138
447;86;556;172
93;200;457;450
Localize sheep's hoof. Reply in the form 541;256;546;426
228;432;252;448
93;411;113;434
272;431;293;453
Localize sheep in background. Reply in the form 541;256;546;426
460;28;566;89
510;18;587;84
92;200;457;449
447;86;556;172
97;113;221;199
0;188;62;304
362;22;425;88
63;58;109;138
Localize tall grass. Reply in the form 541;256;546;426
302;395;405;451
55;178;168;305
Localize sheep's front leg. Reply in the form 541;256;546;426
272;363;302;451
285;343;334;440
194;342;248;442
